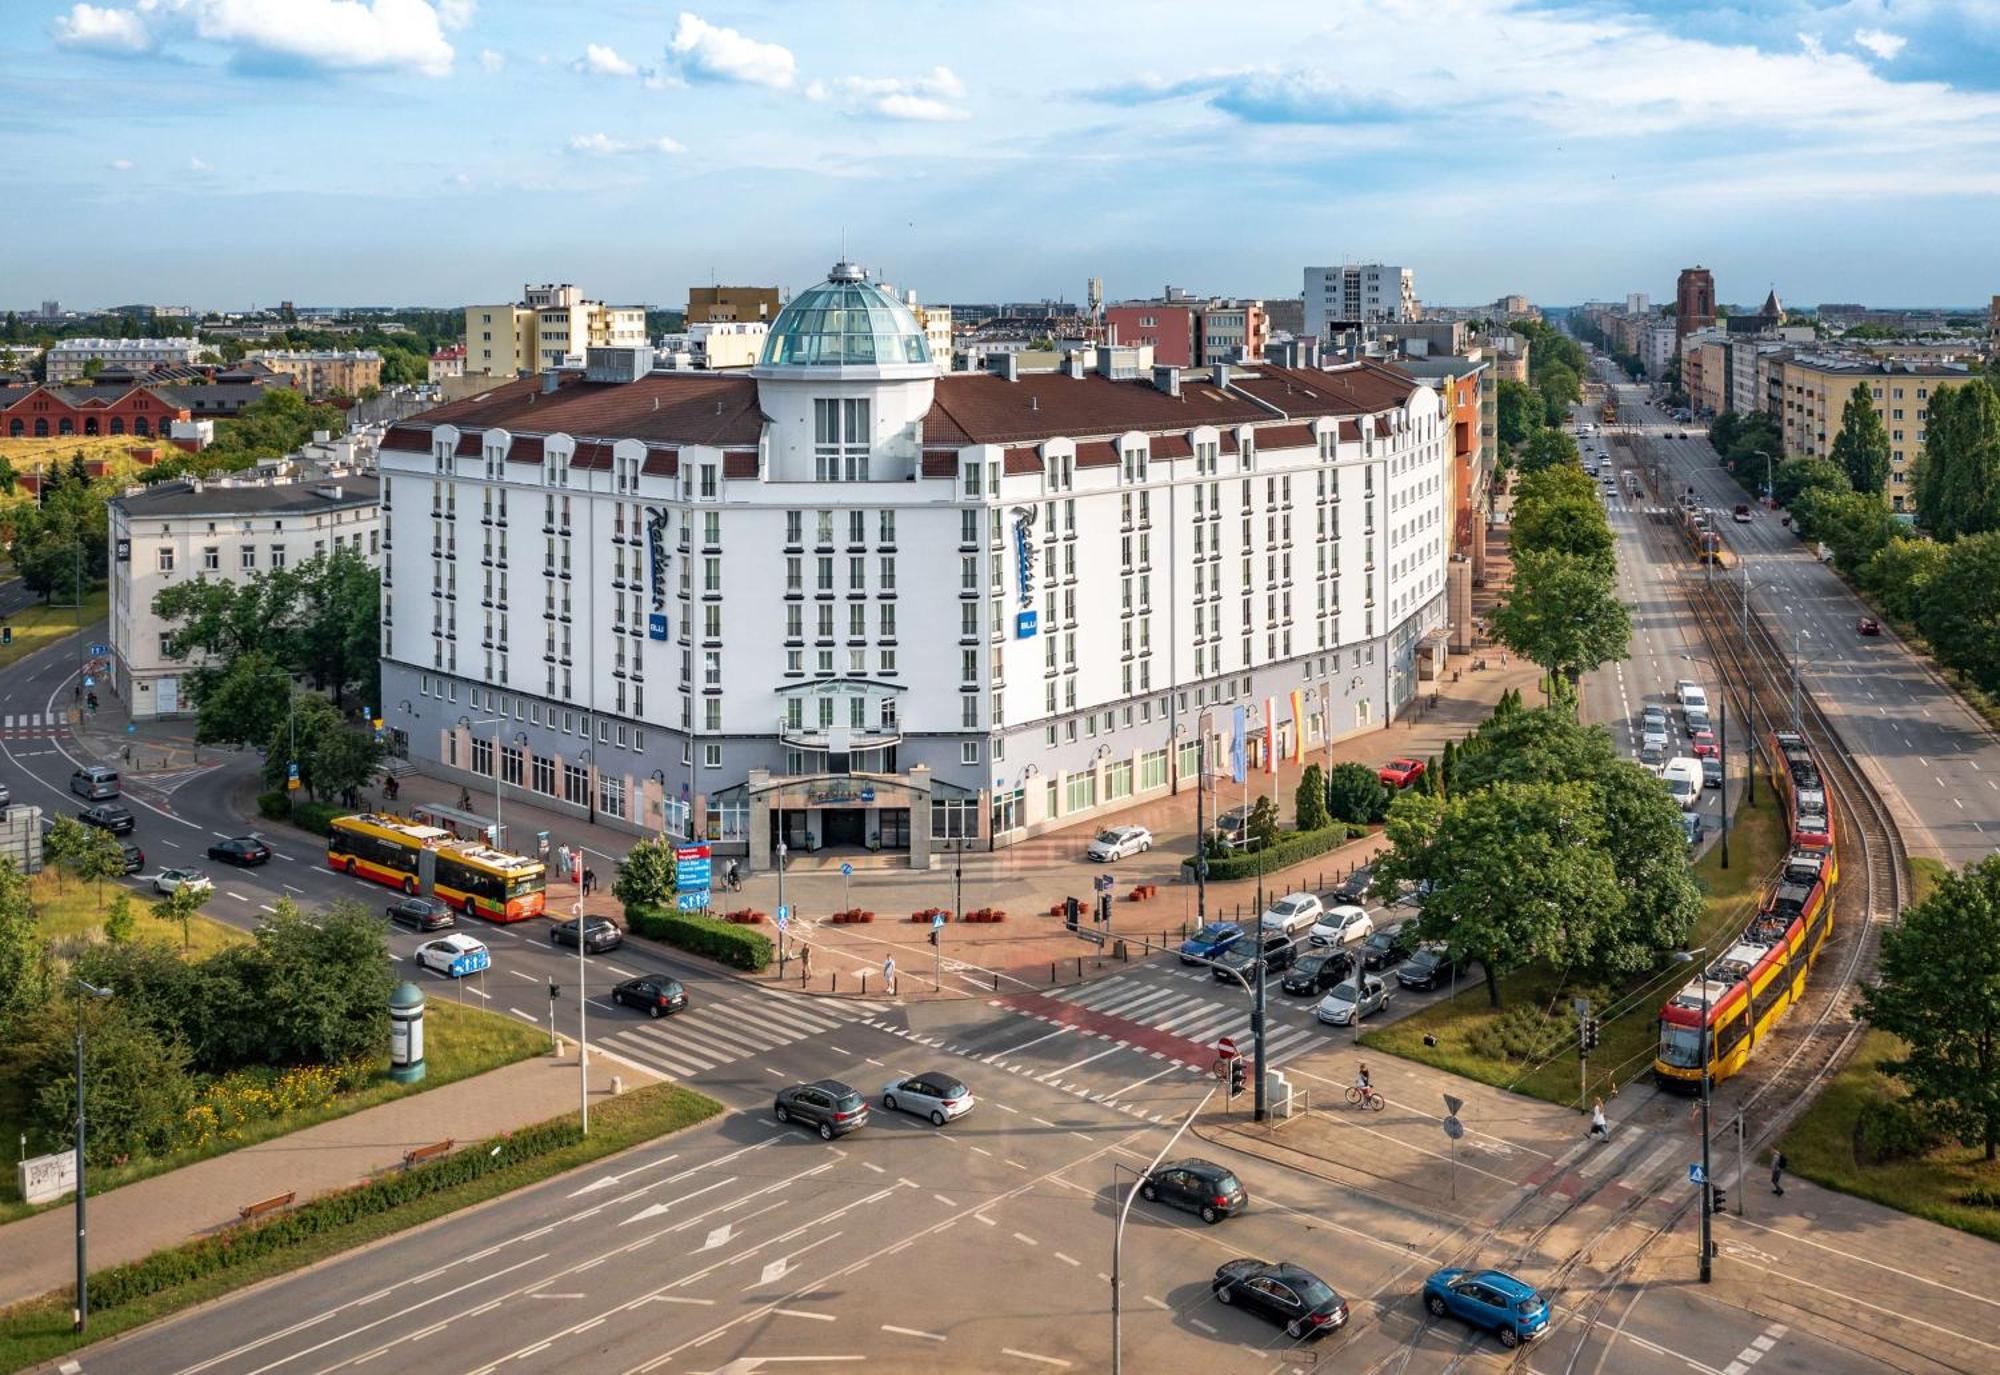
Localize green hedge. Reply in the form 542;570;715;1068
256;790;345;837
89;1115;584;1310
1180;823;1368;883
626;906;773;971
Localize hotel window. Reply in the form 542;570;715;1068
157;546;174;572
532;755;556;796
814;398;872;481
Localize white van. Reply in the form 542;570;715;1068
1662;757;1703;810
1676;681;1708;714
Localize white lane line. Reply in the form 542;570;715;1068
1012;1232;1039;1246
1042;1045;1123;1080
881;1324;947;1342
1001;1350;1072;1369
226;891;249;902
510;1008;538;1024
1054;1251;1080;1267
772;1308;836;1321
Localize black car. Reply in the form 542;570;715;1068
1331;865;1374;905
1140;1159;1247;1223
1702;756;1723;789
1280;950;1351;997
774;1078;869;1140
551;916;624;953
1359;922;1417;971
78;804;135;835
1211;1259;1349;1339
1214;933;1297;981
386;897;455;931
612;975;688;1018
119;842;144;875
207;836;271;866
1396;946;1464;991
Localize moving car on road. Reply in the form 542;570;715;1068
1331;865;1374;904
1139;1159;1246;1223
1378;757;1426;789
1179;922;1245;965
118;842;144;874
69;766;120;800
1689;728;1718;758
1316;974;1392;1026
1259;892;1324;937
1396;946;1463;991
1733;504;1753;522
1422;1267;1550;1349
1309;903;1374;947
1857;616;1881;636
1359;921;1416;970
386;896;455;931
207;835;271;866
1211;1260;1349;1339
774;1079;869;1140
880;1071;975;1125
413;933;490;978
153;866;210;896
551;916;624;952
1280;950;1351;997
78;804;135;835
1702;756;1723;789
1085;825;1152;861
612;975;688;1018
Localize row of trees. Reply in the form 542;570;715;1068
1706;410;1784;495
3;453;111;603
1493;464;1631;701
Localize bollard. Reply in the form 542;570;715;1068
861;972;869;995
611;1075;624;1096
993;972;999;992
1051;960;1058;984
832;973;838;993
1075;956;1083;980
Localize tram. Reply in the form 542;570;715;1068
1771;730;1835;852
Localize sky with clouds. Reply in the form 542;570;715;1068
5;0;1999;311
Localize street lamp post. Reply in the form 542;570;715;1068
1112;1086;1216;1374
71;977;113;1334
460;714;504;846
1672;947;1715;1282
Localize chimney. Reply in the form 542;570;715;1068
540;369;560;395
1066;351;1087;381
1152;365;1181;398
1213;362;1232;392
995;352;1019;383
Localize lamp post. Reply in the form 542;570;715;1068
579;747;596;826
1112;1086;1216;1374
1750;448;1772;502
459;714;504;846
71;977;113;1334
1671;947;1715;1282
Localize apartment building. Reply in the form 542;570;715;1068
686;285;782;324
45;337;203;383
463;284;647;377
1304;265;1417;335
247;349;383;398
1771;353;1973;511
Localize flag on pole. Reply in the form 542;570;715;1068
1289;689;1306;764
1229;706;1246;784
1264;697;1277;774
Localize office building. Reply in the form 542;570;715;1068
463;284;647;377
687;286;783;325
1304;265;1416;335
45;337;204;383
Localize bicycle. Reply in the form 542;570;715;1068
1345;1084;1385;1112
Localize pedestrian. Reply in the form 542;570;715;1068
883;955;896;996
1588;1096;1609;1142
583;867;597;896
1501;652;1510;668
1770;1148;1786;1196
801;943;814;980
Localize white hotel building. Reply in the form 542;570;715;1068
379;263;1449;869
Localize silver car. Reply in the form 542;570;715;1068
1316;974;1392;1026
881;1071;975;1126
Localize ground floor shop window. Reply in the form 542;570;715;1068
599;775;625;820
1064;772;1098;815
1140;749;1168;791
563;763;588;806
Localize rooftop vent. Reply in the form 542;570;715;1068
1153;365;1182;398
585;346;655;384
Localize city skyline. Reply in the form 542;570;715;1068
6;1;2000;307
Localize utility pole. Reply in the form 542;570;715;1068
573;846;588;1134
1718;691;1730;869
72;978;112;1334
1740;560;1755;806
1193;729;1207;928
1251;950;1269;1123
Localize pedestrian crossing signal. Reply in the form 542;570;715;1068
1581;1016;1601;1052
1228;1058;1246;1096
1708;1185;1726;1215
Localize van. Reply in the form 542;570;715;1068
70;766;121;801
1662;757;1702;810
1676;681;1707;712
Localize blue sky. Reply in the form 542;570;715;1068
4;0;1999;311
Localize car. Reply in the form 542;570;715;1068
0;783;11;808
1689;728;1718;758
153;866;215;897
1259;892;1324;937
414;933;490;978
1213;805;1256;851
881;1071;975;1125
1211;1259;1348;1339
1316;973;1392;1026
1733;504;1753;522
774;1079;869;1140
69;766;120;800
1641;703;1669;726
1086;825;1152;862
1680;811;1705;847
1179;921;1245;964
119;842;144;874
1396;946;1463;991
1662;757;1702;810
1215;933;1297;981
1358;921;1417;970
1701;756;1723;789
612;974;688;1018
1331;865;1374;904
1640;725;1669;754
1309;903;1374;947
1676;680;1707;711
1378;757;1426;789
206;835;271;866
551;916;624;952
1140;1159;1247;1223
1422;1267;1550;1349
1857;616;1881;636
1684;705;1711;735
1280;950;1352;997
386;896;455;931
1639;740;1668;771
78;804;135;835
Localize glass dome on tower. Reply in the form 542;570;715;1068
759;261;933;369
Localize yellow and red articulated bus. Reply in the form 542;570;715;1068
327;814;546;922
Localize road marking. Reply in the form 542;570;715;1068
1013;1232;1038;1246
282;883;303;894
509;1008;538;1024
861;1161;886;1174
1043;1045;1124;1080
1002;1349;1072;1368
974;1214;997;1226
1054;1250;1080;1266
773;1308;836;1321
508;969;537;982
226;890;249;902
258;903;276;914
933;1194;955;1206
881;1324;946;1342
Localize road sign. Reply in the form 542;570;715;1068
1442;1093;1464;1118
839;862;853;877
1572;997;1592;1018
775;904;790;930
676;891;711;911
932;911;946;930
88;643;106;657
1442;1116;1464;1141
1688;1163;1707;1185
286;761;300;792
676;843;711;861
1093;873;1115;892
1217;1035;1238;1059
82;675;95;688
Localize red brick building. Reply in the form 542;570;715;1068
0;383;191;439
1103;303;1197;366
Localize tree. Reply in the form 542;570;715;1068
156;879;206;950
247;900;393;1067
76;825;131;904
1858;854;2000;1161
1497;378;1542;448
190;650;293;748
309;721;385;806
1772;457;1850;511
1829;386;1892;495
201;388;345;466
1325;762;1390;826
0;860;41;1032
1509;490;1614;569
1536;362;1582;427
1294;763;1329;833
42;814;89;893
262;691;345;799
1247;794;1281;851
1860;537;1949;624
613;836;679;909
290;546;382;708
1492;548;1631;690
26;997;199;1162
0;456;15;495
1516;428;1580;476
103;891;136;945
1914;380;2000;540
1794;487;1898;570
1916;533;2000;696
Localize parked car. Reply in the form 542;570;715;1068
1139;1159;1247;1223
1857;616;1881;636
1086;825;1152;862
1213;805;1256;851
386;896;455;931
1378;757;1426;789
1331;865;1374;904
612;974;688;1018
1179;922;1245;965
414;933;490;978
1358;921;1416;970
0;783;11;807
1421;1267;1550;1349
1280;950;1352;997
1259;892;1324;937
774;1079;869;1140
206;835;271;866
1316;974;1392;1026
1702;756;1723;789
1211;1260;1348;1339
119;842;144;874
880;1071;975;1126
69;766;120;800
551;916;624;952
1215;933;1297;981
153;866;211;896
1396;946;1464;991
1309;904;1374;947
1689;728;1718;758
78;804;135;835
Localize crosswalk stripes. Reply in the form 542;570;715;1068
0;712;65;737
1047;974;1332;1068
601;987;881;1079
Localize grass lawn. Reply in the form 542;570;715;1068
1361;787;1790;1111
0;588;107;673
0;1083;724;1374
30;868;247;959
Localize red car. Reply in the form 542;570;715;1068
1379;757;1426;789
1857;616;1881;636
1689;728;1718;758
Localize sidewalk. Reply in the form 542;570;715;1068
0;1052;653;1310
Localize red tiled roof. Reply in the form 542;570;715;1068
381;424;428;453
1003;446;1041;475
455;433;480;456
722;452;758;480
1256;424;1313;450
571;441;613;471
398;371;765;447
925;371;1266;446
921;451;959;478
1340;419;1361;442
1220;432;1239;453
510;435;544;465
1150;434;1193;460
1230;362;1416;418
1074;440;1117;467
642;448;679;477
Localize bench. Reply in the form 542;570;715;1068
403;1138;454;1168
238;1191;296;1221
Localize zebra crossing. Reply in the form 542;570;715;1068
599;986;889;1080
1043;972;1335;1068
0;712;66;739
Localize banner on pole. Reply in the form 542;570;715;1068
1288;689;1305;764
1229;706;1246;784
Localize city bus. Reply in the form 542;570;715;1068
327;813;547;922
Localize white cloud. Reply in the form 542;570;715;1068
1853;28;1908;60
435;0;474;30
575;43;638;78
52;3;154;54
668;12;794;89
818;66;969;122
567;132;686;156
478;47;503;72
107;157;136;171
189;155;213;172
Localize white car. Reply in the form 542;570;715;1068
152;867;213;897
880;1071;975;1126
1315;974;1393;1026
414;933;491;978
1310;904;1375;946
1086;826;1153;862
1259;892;1325;937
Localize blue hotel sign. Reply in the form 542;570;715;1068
1013;508;1036;638
649;613;669;641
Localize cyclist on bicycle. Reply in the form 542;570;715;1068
1354;1062;1372;1094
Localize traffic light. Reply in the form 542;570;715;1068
1581;1017;1601;1053
927;925;939;947
1228;1058;1246;1096
1708;1185;1726;1215
548;979;561;1001
1;625;10;646
1097;893;1112;924
1064;896;1080;930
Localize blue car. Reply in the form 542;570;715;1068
1422;1268;1549;1348
1180;922;1245;965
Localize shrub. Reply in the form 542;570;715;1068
612;836;678;908
1327;761;1391;825
257;790;345;836
1181;823;1364;883
625;906;772;970
1855;1097;1943;1164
